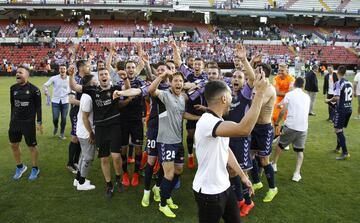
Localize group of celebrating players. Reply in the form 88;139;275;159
8;40;353;222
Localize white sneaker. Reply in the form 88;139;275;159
292;173;302;182
284;145;290;151
77;181;96;191
272;163;278;172
73;179;91;187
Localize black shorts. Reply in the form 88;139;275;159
158;142;184;164
250;123;274;157
186;120;198;130
334;110;352;129
9;120;37;147
95;124;122;158
146;127;158;157
229;136;252;171
121;119;144;147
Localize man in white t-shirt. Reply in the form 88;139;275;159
43;64;70;139
353;71;360;119
73;74;97;191
193;72;268;223
272;77;310;182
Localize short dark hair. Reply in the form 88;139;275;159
97;60;105;66
312;65;319;71
256;63;272;78
98;68;108;73
82;74;95;87
18;65;30;74
206;61;218;69
169;72;185;82
76;60;87;70
59;63;67;67
337;65;347;76
294;77;304;88
116;61;125;70
194;57;203;62
166;60;175;64
125;60;136;67
204;80;229;104
156;61;171;70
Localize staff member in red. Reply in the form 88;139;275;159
193;71;268;223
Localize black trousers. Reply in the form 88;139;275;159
194;187;241;223
327;94;335;120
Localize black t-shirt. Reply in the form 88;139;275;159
82;85;122;126
120;77;146;121
10;82;42;123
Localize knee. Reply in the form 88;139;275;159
260;157;269;166
101;157;110;165
10;143;19;150
147;156;156;166
175;166;183;175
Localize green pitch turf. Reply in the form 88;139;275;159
0;76;359;223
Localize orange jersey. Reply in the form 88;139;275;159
273;74;295;101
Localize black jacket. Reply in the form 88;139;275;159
305;70;319;92
323;72;338;95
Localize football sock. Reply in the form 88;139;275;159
67;142;77;166
170;174;180;193
187;137;194;155
156;166;164;187
264;164;275;189
337;132;348;154
251;159;261;184
242;183;252;205
76;171;81;181
79;176;85;185
32;166;38;170
230;176;243;201
115;174;121;182
144;163;154;191
121;154;128;173
160;177;172;207
134;154;142;173
17;163;23;169
106;181;113;188
128;144;134;157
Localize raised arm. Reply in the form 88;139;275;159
68;65;83;93
141;51;156;81
113;88;142;99
235;44;255;88
215;72;268;137
149;72;167;97
106;42;116;72
170;40;182;68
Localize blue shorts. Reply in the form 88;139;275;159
229;136;252;171
146;127;158;157
158;143;184;164
70;114;77;136
250;123;274;157
334;110;352;129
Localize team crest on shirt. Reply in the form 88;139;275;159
26;90;30;94
14;91;17;96
107;92;111;98
95;94;100;98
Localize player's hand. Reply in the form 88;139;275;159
194;104;207;112
159;70;170;80
113;90;122;100
251;54;262;65
89;132;95;144
241;177;254;196
110;42;116;52
324;98;330;103
275;124;281;136
140;52;150;63
234;43;247;60
36;124;43;135
135;42;143;55
117;70;128;80
68;64;76;76
254;67;268;95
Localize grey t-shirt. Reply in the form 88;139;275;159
157;90;186;144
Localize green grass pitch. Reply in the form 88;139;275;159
0;76;359;223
